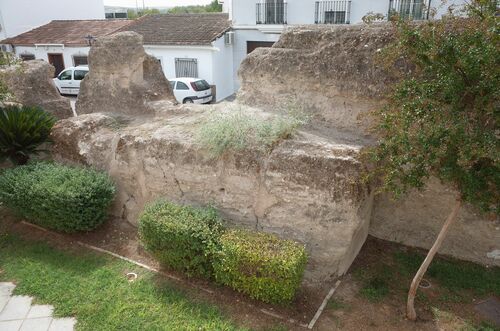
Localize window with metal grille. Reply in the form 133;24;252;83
73;55;88;66
20;54;35;61
315;1;351;24
175;58;198;78
324;11;346;24
388;0;430;20
256;0;287;24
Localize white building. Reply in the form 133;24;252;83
124;14;234;102
2;1;467;101
1;14;234;102
0;0;104;43
1;20;133;76
222;0;466;90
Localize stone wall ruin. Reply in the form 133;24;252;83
43;24;499;287
0;60;73;119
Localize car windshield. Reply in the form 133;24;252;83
193;80;210;91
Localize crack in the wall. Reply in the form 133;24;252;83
173;176;185;197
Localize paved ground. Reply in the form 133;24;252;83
0;282;76;331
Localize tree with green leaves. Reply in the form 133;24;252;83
168;0;222;14
370;0;499;321
127;8;161;19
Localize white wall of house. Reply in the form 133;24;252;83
0;0;105;40
211;37;235;101
231;29;280;90
13;45;90;69
13;39;235;102
144;45;215;92
224;0;466;89
226;0;466;26
145;37;235;102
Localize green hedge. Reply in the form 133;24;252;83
213;229;307;304
0;162;115;232
138;201;223;278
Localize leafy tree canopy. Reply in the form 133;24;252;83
370;0;499;214
127;8;161;19
168;0;222;14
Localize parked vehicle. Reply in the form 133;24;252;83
53;66;89;95
169;78;213;104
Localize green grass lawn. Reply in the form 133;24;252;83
0;234;248;331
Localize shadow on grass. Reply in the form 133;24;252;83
354;245;500;303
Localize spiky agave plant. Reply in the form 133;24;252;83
0;105;57;165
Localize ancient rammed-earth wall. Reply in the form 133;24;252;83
13;25;496;285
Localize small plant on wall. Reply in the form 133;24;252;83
369;0;499;321
0;105;56;165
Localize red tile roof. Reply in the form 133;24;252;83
120;13;231;46
2;20;134;46
2;14;231;47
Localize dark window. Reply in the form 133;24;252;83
175;58;198;78
170;81;176;89
193;80;211;91
74;70;87;81
20;54;35;61
324;11;346;24
176;82;189;90
257;0;286;24
247;41;275;54
114;12;127;18
58;70;72;81
105;13;114;18
389;0;428;20
73;55;88;66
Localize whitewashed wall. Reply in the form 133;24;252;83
145;45;214;83
231;30;280;90
227;0;466;26
14;45;90;69
0;0;104;40
145;38;235;102
211;37;235;101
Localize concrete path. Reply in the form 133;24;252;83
0;282;76;331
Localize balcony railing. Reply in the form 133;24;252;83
315;1;351;24
388;0;431;20
256;1;287;24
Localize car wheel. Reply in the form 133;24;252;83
183;98;194;104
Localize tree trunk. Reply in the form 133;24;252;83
406;198;462;321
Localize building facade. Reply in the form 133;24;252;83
0;0;104;44
1;14;234;102
222;0;466;89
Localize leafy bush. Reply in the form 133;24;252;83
196;106;308;157
0;162;115;232
138;201;224;278
0;105;56;165
213;229;307;304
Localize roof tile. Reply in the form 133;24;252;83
2;20;134;46
120;13;231;45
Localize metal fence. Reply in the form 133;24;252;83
388;0;431;20
175;58;198;78
256;1;287;24
315;1;352;24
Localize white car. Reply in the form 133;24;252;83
169;77;213;104
53;66;89;95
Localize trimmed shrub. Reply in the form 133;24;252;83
0;162;115;232
138;201;223;278
213;229;308;304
